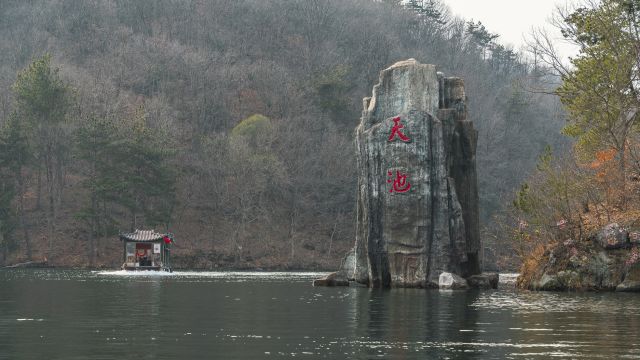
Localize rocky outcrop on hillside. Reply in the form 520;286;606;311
518;222;640;292
349;59;482;288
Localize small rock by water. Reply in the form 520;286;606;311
466;273;499;289
616;263;640;292
313;272;349;287
438;272;468;290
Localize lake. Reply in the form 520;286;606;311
0;270;639;359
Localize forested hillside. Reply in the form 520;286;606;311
0;0;566;269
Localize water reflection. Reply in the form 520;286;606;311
0;269;639;359
352;288;483;358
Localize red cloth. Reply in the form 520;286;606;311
163;236;172;244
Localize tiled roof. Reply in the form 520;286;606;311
119;229;167;242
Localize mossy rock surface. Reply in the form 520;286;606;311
519;228;639;291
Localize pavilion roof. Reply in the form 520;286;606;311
119;229;169;242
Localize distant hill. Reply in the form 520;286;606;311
0;0;567;269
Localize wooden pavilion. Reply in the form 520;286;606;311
119;229;173;272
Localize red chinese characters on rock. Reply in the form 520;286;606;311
387;170;411;193
386;116;412;194
388;116;410;142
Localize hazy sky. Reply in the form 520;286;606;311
443;0;579;59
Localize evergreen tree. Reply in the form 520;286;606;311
466;20;500;59
406;0;447;25
556;0;640;203
561;1;637;152
0;114;32;261
11;54;73;260
114;106;177;230
74;115;120;264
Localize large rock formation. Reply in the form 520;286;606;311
352;59;481;288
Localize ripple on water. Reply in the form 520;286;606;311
2;269;640;359
471;288;640;316
94;270;329;282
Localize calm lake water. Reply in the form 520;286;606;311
1;270;639;359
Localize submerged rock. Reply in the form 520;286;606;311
439;272;468;289
466;272;499;289
535;273;561;291
527;270;584;291
616;263;640;292
352;59;481;288
616;281;640;292
313;272;349;287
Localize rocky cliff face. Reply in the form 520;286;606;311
518;223;640;292
352;59;480;288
